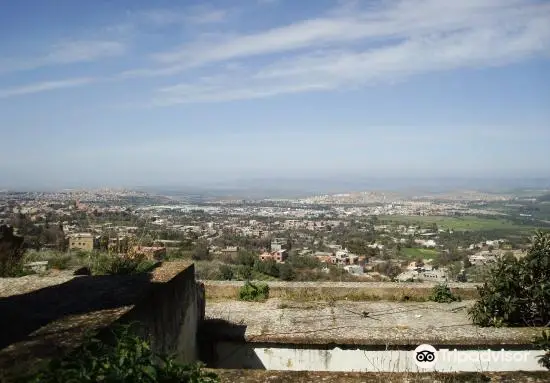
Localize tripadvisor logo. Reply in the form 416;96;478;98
413;344;438;369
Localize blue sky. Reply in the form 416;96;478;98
0;0;549;189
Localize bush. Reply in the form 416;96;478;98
236;251;256;267
192;242;212;261
288;255;321;269
253;259;279;277
27;324;219;382
239;281;269;301
279;263;296;281
469;231;550;327
534;330;550;370
194;261;223;280
0;225;25;277
236;265;252;280
91;254;156;275
23;250;79;271
47;255;72;270
429;284;461;303
219;264;234;280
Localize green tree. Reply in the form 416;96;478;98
0;225;25;277
236;251;256;267
254;259;279;277
279;263;296;281
219;264;234;280
469;231;550;327
192;240;211;261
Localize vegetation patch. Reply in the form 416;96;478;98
238;281;270;301
379;215;538;232
24;324;219;382
469;231;549;327
429;284;462;303
90;254;157;275
402;247;439;259
533;330;550;370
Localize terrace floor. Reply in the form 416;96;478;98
204;299;540;346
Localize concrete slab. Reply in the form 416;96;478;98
204;299;541;346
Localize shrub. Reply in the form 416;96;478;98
192;242;212;261
239;281;269;301
23;250;79;271
236;265;252;280
219;264;234;280
429;283;461;303
469;231;550;327
288;255;321;269
0;225;25;277
195;261;223;280
236;251;256;267
253;259;279;277
90;254;156;275
48;255;72;270
279;263;296;281
534;330;550;370
27;324;219;382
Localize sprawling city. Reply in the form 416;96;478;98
2;186;549;285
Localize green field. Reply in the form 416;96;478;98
402;247;439;260
379;215;538;231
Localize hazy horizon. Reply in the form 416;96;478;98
3;176;550;199
1;1;549;188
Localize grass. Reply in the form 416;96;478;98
402;247;439;259
379;215;539;231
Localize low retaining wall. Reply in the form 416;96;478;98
204;281;480;301
212;342;545;372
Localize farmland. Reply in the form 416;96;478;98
401;247;439;259
378;215;539;232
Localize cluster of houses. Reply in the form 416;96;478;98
258;238;290;263
67;232;166;261
395;261;450;283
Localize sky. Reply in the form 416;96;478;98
0;0;549;189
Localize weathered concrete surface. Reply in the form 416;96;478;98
212;370;550;382
204;281;480;301
0;261;204;381
0;269;75;297
204;299;541;346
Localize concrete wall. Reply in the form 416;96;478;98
116;264;205;364
213;343;546;372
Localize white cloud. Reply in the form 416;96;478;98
138;5;227;26
3;0;550;102
0;40;125;74
153;0;546;66
48;40;125;64
149;1;550;105
0;78;94;98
